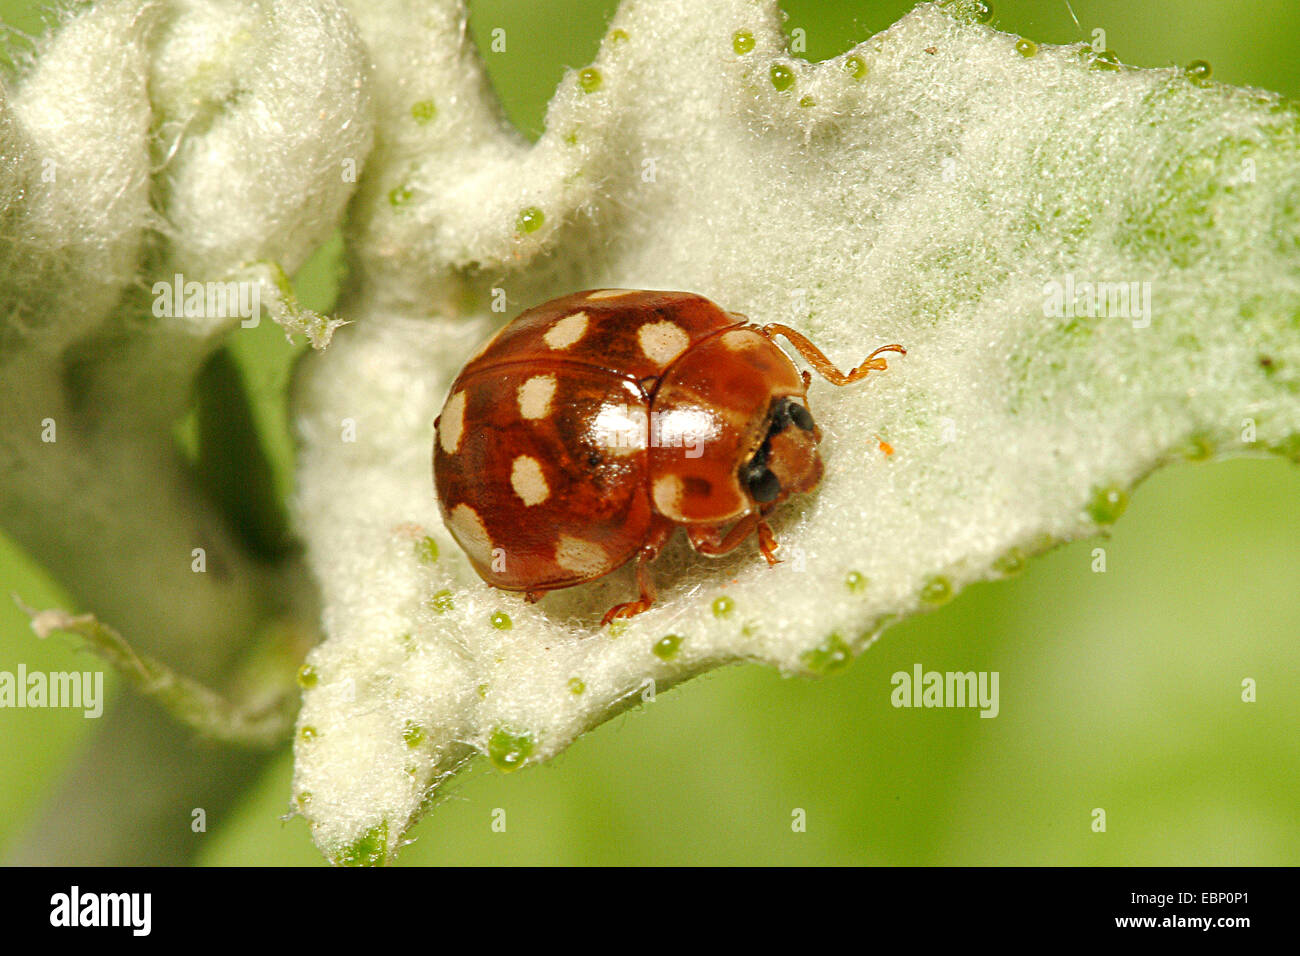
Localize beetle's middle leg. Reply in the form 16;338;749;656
601;518;676;626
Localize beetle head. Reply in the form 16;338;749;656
739;396;823;509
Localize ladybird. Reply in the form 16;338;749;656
433;289;903;625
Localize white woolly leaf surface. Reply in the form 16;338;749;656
152;0;373;279
291;0;1300;863
0;0;372;670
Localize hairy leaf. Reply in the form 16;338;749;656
288;0;1300;863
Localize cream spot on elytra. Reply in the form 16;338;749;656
638;320;690;365
544;311;589;349
448;504;492;562
517;374;557;420
510;455;550;506
438;390;467;454
587;288;637;300
554;534;608;575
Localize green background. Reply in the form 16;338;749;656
1;0;1297;865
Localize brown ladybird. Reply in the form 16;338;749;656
433;289;903;625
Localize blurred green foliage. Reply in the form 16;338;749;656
0;0;1296;865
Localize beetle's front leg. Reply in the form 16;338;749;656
688;514;781;566
755;518;780;566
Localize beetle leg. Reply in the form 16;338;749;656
688;513;781;566
524;590;547;604
760;323;906;386
687;514;756;556
756;519;780;566
601;520;675;626
600;555;658;626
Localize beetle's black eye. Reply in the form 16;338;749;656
788;402;815;432
768;397;814;435
744;464;781;503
